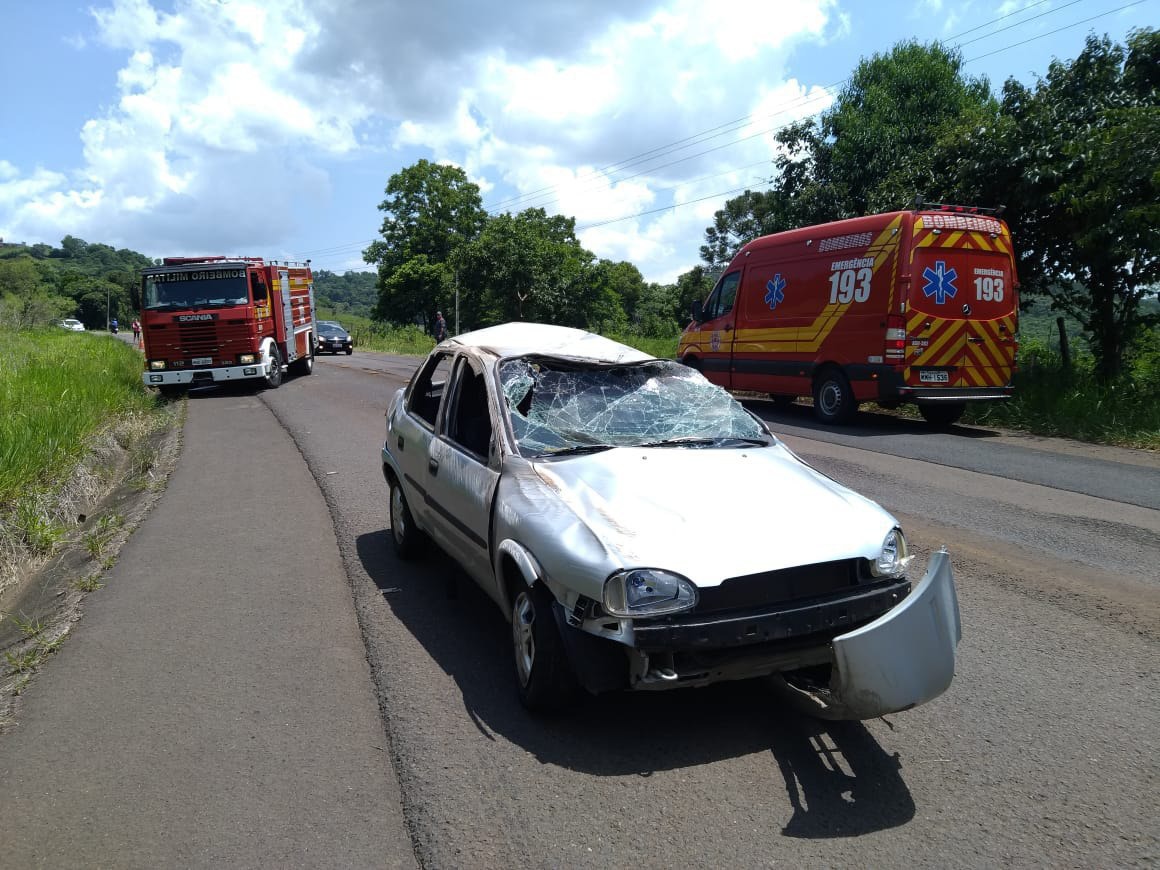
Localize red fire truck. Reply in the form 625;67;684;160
140;256;316;396
677;203;1019;426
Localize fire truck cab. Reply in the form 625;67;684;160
678;204;1019;426
141;256;316;396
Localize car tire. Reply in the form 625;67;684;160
919;402;966;427
512;583;580;712
291;344;314;376
346;347;353;355
812;368;856;425
265;344;283;389
389;478;426;559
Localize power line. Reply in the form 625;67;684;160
299;0;1144;264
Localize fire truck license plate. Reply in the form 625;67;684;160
919;369;950;383
192;357;212;367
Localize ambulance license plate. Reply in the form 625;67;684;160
192;357;212;367
920;369;949;383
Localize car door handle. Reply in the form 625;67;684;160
967;336;985;343
428;458;439;476
397;435;404;450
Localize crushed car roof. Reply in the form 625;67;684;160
448;322;653;364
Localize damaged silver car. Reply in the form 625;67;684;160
381;323;961;717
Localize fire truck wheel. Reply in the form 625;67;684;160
158;385;186;399
812;369;856;425
291;345;314;377
265;345;283;389
389;479;426;559
919;402;966;427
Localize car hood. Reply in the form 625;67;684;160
527;442;897;587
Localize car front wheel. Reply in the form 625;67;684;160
512;583;579;711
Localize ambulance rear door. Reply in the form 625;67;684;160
906;216;1018;390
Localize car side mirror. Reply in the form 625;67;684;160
691;299;703;323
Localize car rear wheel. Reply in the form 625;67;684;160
389;479;425;559
812;368;856;425
919;402;966;427
264;344;283;389
512;583;579;712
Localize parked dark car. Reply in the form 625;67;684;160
316;321;353;355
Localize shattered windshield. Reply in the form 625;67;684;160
499;357;770;456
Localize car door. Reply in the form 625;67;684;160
423;356;501;585
391;350;455;534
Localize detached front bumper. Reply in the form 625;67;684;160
773;549;961;719
560;551;961;719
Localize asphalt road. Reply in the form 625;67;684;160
3;348;1156;867
267;351;1159;868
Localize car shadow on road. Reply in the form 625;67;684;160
356;529;916;838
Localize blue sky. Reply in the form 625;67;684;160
1;0;1154;283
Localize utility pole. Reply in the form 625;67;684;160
106;285;111;332
454;273;460;335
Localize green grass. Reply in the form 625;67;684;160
962;345;1160;449
0;329;156;506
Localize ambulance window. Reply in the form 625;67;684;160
706;272;740;320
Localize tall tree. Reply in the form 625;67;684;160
364;160;487;326
453;209;594;328
959;29;1160;380
702;42;996;267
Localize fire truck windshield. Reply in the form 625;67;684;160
143;270;250;311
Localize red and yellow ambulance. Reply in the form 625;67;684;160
678;204;1019;425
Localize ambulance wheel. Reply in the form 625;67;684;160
265;345;283;389
769;394;797;408
680;355;702;372
919;402;965;427
813;369;856;425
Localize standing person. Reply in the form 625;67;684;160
434;311;447;343
110;317;118;334
131;319;141;342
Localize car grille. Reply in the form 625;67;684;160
695;559;863;614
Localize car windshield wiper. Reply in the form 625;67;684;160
538;443;616;458
637;436;768;448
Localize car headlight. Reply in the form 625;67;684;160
149;359;167;370
603;569;698;617
239;353;256;365
870;528;912;579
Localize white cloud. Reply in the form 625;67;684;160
3;0;839;280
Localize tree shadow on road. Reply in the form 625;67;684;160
355;529;915;838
